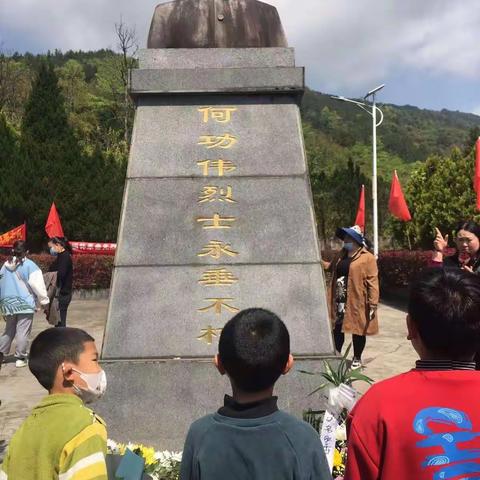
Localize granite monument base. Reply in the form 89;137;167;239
98;357;333;450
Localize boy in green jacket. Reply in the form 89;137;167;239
1;327;108;480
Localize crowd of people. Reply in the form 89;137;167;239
1;220;480;479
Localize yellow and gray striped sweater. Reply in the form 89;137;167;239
1;394;107;480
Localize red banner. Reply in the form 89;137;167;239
70;242;116;256
0;224;26;248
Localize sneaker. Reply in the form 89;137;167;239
351;358;362;370
15;359;28;368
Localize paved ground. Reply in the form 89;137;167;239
0;299;415;454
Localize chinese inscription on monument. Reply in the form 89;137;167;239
195;106;241;343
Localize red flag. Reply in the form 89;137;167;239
0;223;26;248
389;171;411;221
475;137;480;210
354;185;366;232
45;202;64;238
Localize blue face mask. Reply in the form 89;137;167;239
343;242;354;251
50;247;58;256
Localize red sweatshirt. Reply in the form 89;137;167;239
345;370;480;480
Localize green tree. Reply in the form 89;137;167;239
464;126;480;156
0;55;32;127
19;60;102;249
0;114;22;231
395;148;480;248
56;59;88;113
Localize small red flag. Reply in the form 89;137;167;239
475;138;480;211
354;185;366;232
0;223;26;247
389;171;411;221
45;202;65;238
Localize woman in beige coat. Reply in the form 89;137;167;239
324;225;379;369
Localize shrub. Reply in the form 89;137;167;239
322;249;456;292
378;249;455;290
377;250;432;290
0;253;113;290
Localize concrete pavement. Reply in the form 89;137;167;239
0;300;415;454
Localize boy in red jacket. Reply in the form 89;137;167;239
345;268;480;480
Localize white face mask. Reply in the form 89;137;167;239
67;366;107;404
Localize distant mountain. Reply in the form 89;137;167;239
301;88;480;165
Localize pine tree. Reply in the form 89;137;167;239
0;114;22;232
20;60;100;249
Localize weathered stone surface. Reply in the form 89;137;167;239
129;67;304;95
97;358;332;450
147;0;288;49
128;96;306;178
102;263;331;359
115;177;320;267
139;48;295;70
101;47;333;446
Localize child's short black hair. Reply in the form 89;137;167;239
408;268;480;359
29;327;95;390
219;308;290;392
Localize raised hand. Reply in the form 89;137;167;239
433;227;448;252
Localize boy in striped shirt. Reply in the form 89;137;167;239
1;328;108;480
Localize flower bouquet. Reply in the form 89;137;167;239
301;344;373;479
107;440;182;480
332;424;347;479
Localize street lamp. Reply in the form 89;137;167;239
331;84;385;257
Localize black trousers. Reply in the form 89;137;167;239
55;294;72;328
333;323;367;360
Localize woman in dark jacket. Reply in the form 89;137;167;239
432;220;480;369
48;237;73;327
432;221;480;274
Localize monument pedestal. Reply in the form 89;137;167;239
101;357;334;449
98;47;334;449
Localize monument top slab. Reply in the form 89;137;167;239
138;48;295;70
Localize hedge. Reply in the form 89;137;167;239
323;249;450;291
0;249;449;292
0;254;114;290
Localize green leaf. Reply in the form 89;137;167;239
346;370;374;384
323;359;340;386
307;383;328;397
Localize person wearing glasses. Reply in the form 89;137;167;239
432;221;480;274
432;220;480;370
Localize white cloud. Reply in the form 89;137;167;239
268;0;480;94
1;0;479;101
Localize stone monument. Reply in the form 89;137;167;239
148;0;288;48
98;0;334;449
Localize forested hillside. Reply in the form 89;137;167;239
301;89;480;245
0;49;479;249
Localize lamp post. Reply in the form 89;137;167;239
331;84;385;257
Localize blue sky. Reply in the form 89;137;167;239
1;0;479;116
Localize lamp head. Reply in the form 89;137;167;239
364;84;385;99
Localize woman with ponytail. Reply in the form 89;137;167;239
48;237;73;327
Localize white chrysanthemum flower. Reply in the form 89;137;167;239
107;439;119;453
336;423;347;441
